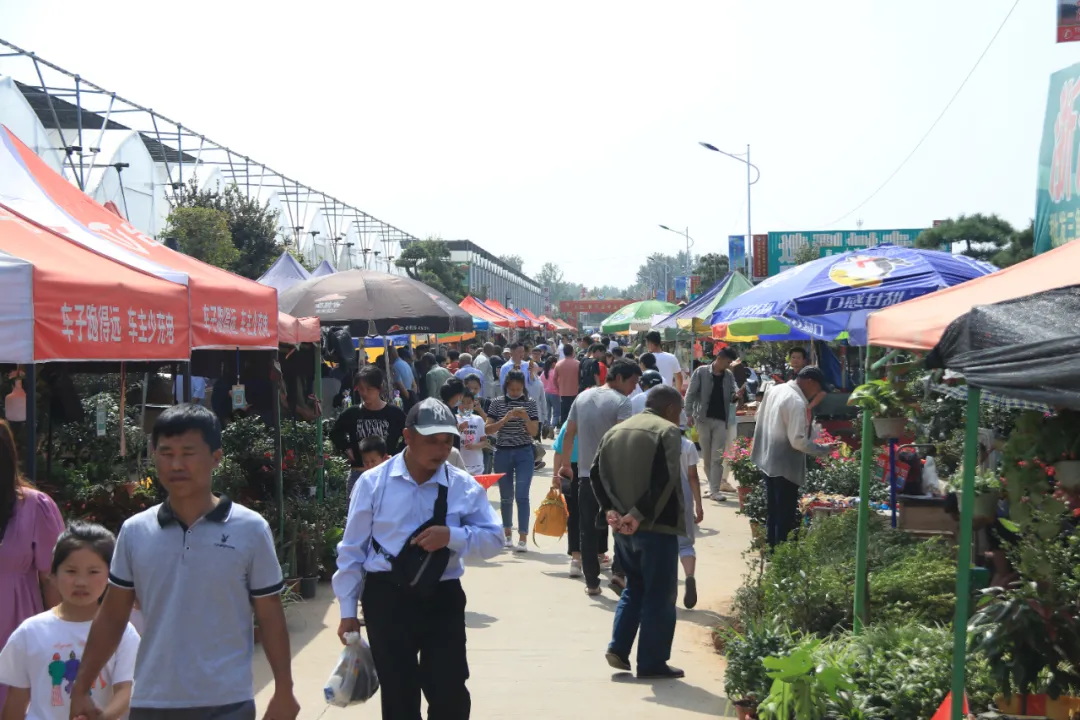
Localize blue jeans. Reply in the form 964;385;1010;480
545;392;560;427
494;445;535;534
609;530;679;672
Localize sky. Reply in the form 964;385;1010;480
1;1;1077;288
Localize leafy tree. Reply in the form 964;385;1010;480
992;219;1034;268
693;253;731;290
793;244;820;265
914;213;1014;264
163;207;238;269
396;237;467;301
174;179;283;279
499;254;525;273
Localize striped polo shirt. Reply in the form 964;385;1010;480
487;393;539;448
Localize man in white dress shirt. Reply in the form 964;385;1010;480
333;398;503;719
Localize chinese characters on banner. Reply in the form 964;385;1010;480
872;452;910;486
202;305;272;338
728;236;746;275
1058;0;1080;43
752;235;769;279
542;286;550;312
766;229;925;276
61;303;176;345
1036;61;1080;254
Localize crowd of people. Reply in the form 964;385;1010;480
0;325;836;720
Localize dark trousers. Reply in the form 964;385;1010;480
578;471;614;589
362;573;470;720
566;464;610;557
609;531;679;673
560;395;576;427
130;703;255;720
764;473;800;549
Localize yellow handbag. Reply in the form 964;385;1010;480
532;488;568;546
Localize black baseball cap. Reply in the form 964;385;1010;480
405;398;460;437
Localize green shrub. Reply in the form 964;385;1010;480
869;539;956;626
722;616;799;703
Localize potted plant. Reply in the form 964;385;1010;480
756;638;859;720
724;438;758;510
723;617;796;719
947;467;1002;518
847;379;908;440
1040;410;1080;489
968;582;1080;715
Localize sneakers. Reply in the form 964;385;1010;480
684;576;698;609
514;540;528;554
534;460;546;471
503;536;513;550
713;493;727;503
598;553;613;570
569;559;583;578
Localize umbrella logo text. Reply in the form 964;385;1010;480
828;255;912;288
313;293;346;315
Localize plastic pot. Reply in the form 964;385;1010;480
973;492;999;518
300;576;318;600
1055;459;1080;490
733;699;758;720
737;485;753;510
871;416;907;440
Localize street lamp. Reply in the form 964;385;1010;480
658;224;695;276
699;142;760;272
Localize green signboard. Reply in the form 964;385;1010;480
1035;61;1080;255
766;229;927;276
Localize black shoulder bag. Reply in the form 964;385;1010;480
372;468;452;598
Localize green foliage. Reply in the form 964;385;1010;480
498;254;524;272
724;437;758;487
397;238;467;301
867;540;956;626
914;212;1016;265
723;616;799;702
163;206;238;269
946;467;1002;496
792;244;820;266
692;252;730;290
757;638;861;720
174;179;284;279
969;582;1080;699
847;380;906;418
844;623;997;719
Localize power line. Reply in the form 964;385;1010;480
817;0;1021;229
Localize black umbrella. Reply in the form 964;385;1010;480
277;269;473;336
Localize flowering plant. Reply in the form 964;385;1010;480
946;467;1003;496
724;437;758;488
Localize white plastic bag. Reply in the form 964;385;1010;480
324;631;380;707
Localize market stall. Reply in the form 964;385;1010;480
598;299;679;335
654;271;754;336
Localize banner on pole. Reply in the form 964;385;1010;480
1036;60;1080;253
766;229;925;276
751;235;768;279
542;286;550;312
1059;1;1080;43
674;276;688;299
728;236;746;274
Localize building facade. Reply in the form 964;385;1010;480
433;240;543;315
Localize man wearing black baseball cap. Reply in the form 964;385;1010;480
334;398;503;719
750;366;837;549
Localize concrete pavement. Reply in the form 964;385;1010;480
254;447;751;718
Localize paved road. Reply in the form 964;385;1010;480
254;447;750;718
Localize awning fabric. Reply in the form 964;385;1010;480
655;272;754;335
0;126;278;350
519;307;551;329
258;251;311;293
476;298;527;328
0;205;190;363
459;296;511;328
278;313;320;345
867;240;1080;350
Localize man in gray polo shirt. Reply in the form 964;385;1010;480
71;405;299;720
559;359;640;594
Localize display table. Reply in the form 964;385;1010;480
897;495;958;541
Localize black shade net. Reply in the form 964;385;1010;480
925;286;1080;410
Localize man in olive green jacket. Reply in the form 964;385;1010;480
589;385;685;679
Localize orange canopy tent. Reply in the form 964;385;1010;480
520;307;553;330
0;204;190;363
278;313;320;345
866;240;1080;350
482;298;530;328
459;296;511;329
0;126;278;350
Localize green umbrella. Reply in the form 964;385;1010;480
599;300;681;334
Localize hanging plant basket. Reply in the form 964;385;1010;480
872;416;907;440
1054;459;1080;490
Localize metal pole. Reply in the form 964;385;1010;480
183;362;192;403
315;341;324;500
746;144;752;265
272;349;284;542
25;364;35;482
685;227;691;276
853;346;873;632
950;386;981;720
888;438;897;528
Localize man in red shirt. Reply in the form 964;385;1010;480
554;344;580;426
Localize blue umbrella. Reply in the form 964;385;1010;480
710;245;996;344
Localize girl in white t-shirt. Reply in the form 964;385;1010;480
0;522;140;720
457;392;489;475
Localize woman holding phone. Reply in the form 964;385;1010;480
486;370;540;553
